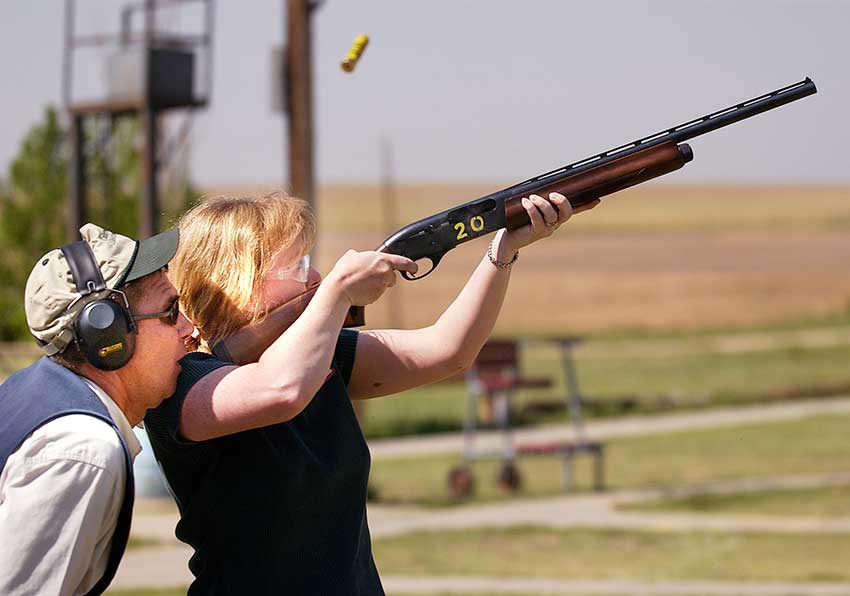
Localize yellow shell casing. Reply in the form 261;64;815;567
341;34;369;73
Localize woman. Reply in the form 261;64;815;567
145;190;597;594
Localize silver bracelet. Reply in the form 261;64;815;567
487;239;518;269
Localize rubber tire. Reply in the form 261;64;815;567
447;465;475;500
496;461;522;492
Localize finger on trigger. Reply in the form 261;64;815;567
390;255;418;274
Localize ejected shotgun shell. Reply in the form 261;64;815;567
341;34;369;72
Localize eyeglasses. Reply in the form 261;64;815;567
132;298;181;326
266;254;310;283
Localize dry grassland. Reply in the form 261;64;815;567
201;184;850;335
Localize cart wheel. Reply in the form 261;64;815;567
496;461;522;492
447;465;475;500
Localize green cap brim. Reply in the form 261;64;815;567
119;227;179;286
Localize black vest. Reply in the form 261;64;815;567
0;357;135;596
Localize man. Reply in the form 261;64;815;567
0;223;193;595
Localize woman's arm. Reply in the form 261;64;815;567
346;193;599;400
178;250;416;441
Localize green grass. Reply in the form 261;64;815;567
372;526;850;582
362;342;850;438
524;309;850;343
369;414;850;506
621;484;850;517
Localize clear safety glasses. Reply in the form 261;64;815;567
267;254;310;283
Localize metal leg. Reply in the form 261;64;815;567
462;372;480;464
562;451;574;493
560;339;587;445
593;447;605;491
496;390;515;461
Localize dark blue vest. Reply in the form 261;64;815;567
0;356;135;596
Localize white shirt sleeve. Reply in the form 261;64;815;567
0;415;127;596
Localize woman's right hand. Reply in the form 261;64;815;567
326;250;418;306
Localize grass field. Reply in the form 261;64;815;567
369;414;850;506
5;331;850;438
372;526;850;582
361;339;850;437
621;484;850;517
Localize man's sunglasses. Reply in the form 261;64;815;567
132;298;181;326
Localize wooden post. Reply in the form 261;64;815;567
68;114;86;241
140;0;159;238
286;0;315;230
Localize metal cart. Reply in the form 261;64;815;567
447;338;605;499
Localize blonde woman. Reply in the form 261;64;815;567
145;190;597;595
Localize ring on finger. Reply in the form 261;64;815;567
545;220;558;229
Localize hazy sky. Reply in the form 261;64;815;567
1;1;848;187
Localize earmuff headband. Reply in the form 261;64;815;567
60;241;107;296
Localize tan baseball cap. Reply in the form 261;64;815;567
25;223;179;353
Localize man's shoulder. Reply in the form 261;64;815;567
26;414;126;472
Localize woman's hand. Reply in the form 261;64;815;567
325;250;418;306
499;193;600;256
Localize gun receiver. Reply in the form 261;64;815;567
213;78;816;364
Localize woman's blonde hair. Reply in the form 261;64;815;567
173;191;316;350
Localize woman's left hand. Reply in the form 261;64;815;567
501;192;600;254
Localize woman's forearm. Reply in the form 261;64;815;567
431;230;517;367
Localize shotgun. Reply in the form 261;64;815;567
213;77;817;364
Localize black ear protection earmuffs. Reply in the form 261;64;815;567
60;241;137;371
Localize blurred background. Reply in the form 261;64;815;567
1;1;850;595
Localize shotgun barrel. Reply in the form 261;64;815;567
379;78;816;280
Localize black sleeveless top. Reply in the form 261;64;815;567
145;330;383;595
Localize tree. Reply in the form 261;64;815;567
0;106;195;340
0;107;67;340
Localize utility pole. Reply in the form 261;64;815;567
380;137;403;328
140;0;159;238
285;0;316;222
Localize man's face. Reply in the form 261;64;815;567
123;271;193;411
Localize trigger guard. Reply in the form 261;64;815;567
401;255;442;281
